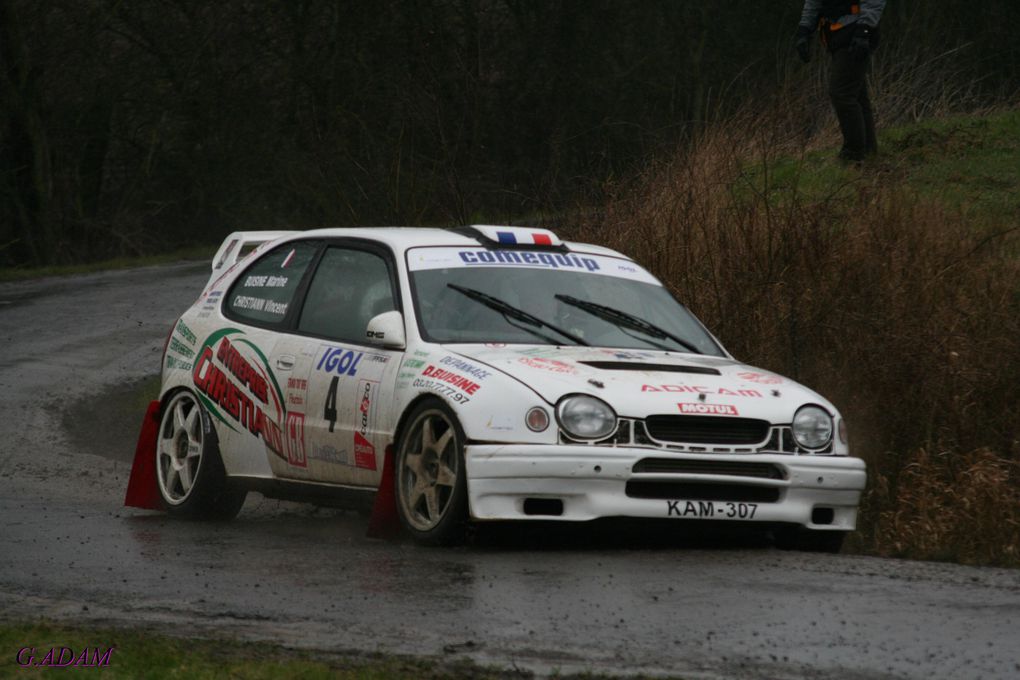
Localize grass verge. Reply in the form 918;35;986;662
0;246;217;283
0;622;545;680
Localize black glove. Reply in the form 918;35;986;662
794;25;813;63
849;24;873;62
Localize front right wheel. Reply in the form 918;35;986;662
395;400;469;545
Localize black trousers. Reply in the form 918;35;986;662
827;30;877;161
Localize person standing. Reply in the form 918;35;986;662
796;1;887;162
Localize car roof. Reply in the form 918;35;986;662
278;227;630;260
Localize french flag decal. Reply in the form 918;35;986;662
496;231;553;245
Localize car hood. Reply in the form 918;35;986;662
444;344;835;424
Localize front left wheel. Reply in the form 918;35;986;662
156;390;247;520
395;400;469;545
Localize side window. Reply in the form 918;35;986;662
297;247;396;342
226;241;318;325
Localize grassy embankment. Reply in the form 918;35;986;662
566;108;1020;567
0;622;554;680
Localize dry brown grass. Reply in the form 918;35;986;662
559;107;1020;566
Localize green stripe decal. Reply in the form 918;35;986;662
197;393;239;434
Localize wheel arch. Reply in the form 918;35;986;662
391;393;460;453
157;385;221;455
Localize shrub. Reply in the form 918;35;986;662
562;109;1020;566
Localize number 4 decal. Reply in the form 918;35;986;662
323;376;339;433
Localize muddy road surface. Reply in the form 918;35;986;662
2;263;1019;679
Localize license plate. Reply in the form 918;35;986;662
666;500;758;519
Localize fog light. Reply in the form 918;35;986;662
526;407;550;432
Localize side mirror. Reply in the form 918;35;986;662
365;310;406;350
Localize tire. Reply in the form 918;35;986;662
395;399;469;545
156;390;247;520
774;527;846;554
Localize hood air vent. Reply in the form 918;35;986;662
577;361;721;376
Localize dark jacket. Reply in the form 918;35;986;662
799;0;886;31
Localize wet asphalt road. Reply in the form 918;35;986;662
2;264;1020;679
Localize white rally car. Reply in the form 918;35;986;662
141;225;865;550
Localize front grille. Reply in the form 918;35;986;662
645;415;770;445
632;458;785;479
625;481;781;502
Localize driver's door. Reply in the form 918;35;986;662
276;244;402;487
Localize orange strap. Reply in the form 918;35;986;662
828;6;860;31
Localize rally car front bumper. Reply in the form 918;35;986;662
465;444;866;530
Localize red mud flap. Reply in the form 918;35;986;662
366;445;401;539
124;400;164;511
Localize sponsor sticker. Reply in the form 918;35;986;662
518;357;576;374
175;319;197;345
421;365;481;395
678;403;739;416
316;346;364;376
643;384;762;397
737;371;782;385
168;336;195;359
166;356;192;371
354;433;376;470
439;355;491;380
192;332;286;457
353;380;378;470
285;412;306;467
406;247;660;284
411;378;472;404
308;443;348;465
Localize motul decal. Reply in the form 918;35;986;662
678;403;739;416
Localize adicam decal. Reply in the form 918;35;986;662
642;384;762;397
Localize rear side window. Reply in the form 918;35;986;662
226;242;318;325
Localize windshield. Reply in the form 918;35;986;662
407;246;724;356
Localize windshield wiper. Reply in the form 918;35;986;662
448;284;589;346
554;294;702;354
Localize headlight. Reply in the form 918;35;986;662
556;395;617;439
792;405;833;449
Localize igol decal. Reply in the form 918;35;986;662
192;328;286;457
